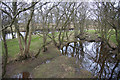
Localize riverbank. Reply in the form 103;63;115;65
5;44;61;77
4;29;117;60
5;44;92;78
3;29;119;78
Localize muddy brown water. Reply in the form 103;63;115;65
60;41;120;79
12;72;32;78
11;59;51;78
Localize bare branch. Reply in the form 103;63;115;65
0;8;12;19
2;2;13;13
0;2;39;32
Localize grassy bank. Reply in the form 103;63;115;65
3;29;117;59
87;29;117;44
6;35;44;59
32;56;92;78
5;44;61;77
5;44;92;78
4;31;73;59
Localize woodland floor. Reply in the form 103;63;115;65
4;30;117;78
5;44;92;78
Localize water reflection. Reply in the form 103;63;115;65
61;41;120;78
42;60;51;64
1;30;74;40
12;72;32;79
0;32;26;41
5;32;26;40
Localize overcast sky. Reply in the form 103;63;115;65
1;0;120;2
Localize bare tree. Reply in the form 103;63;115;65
1;3;8;77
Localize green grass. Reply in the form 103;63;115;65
87;29;117;44
7;39;19;58
5;44;61;77
4;29;118;59
85;29;96;34
33;56;92;78
5;35;51;58
6;35;43;58
109;34;117;44
5;31;73;59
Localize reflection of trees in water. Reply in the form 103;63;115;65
84;42;120;78
63;41;84;59
61;41;120;78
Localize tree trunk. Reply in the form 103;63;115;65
51;25;57;47
27;27;32;54
12;2;24;55
17;30;23;55
10;26;15;39
115;30;120;54
1;2;8;77
2;30;8;77
43;24;47;52
24;2;35;56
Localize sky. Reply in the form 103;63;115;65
1;0;120;2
